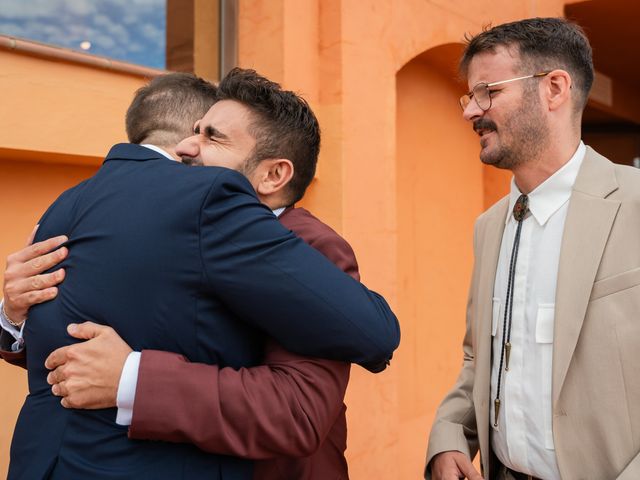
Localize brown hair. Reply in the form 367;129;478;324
126;73;218;147
216;68;320;205
460;18;594;112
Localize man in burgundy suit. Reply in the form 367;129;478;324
1;69;375;478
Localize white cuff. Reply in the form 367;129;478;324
115;351;141;426
0;299;26;351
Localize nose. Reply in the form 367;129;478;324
462;99;484;122
175;135;200;160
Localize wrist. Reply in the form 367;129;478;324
2;303;25;328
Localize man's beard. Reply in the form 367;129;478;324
474;93;550;170
180;153;258;176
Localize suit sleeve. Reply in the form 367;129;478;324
129;346;349;458
424;222;481;478
198;169;399;369
129;207;360;457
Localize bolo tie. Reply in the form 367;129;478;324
494;194;529;428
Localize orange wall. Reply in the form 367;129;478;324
0;160;98;476
0;50;146;159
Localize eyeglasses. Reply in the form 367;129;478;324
459;71;551;112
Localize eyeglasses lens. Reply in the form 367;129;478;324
473;84;490;111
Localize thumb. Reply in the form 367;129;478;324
67;321;107;340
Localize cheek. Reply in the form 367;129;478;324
202;150;244;170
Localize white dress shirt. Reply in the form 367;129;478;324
140;144;175;161
491;142;585;479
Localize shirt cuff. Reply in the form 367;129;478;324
116;351;141;426
0;299;26;351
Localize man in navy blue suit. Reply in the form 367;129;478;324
3;70;399;479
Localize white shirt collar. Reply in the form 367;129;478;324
272;207;286;217
507;141;586;226
141;144;175;161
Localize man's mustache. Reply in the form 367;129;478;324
181;156;203;166
473;119;497;134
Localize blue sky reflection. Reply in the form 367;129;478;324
0;0;166;68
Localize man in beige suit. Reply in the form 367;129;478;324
426;18;640;480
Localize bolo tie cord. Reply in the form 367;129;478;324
494;194;529;428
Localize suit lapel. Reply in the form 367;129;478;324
552;147;620;406
473;198;508;471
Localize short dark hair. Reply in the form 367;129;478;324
126;73;218;147
460;17;594;113
216;68;320;205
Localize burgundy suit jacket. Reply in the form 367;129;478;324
130;206;359;479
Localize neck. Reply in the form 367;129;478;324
512;132;580;194
258;193;288;211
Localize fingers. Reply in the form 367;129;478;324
45;345;72;370
49;369;67;390
4;244;67;308
6;268;65;300
27;247;68;276
52;381;67;397
7;246;68;279
45;323;111;371
456;456;482;480
9;235;68;264
66;321;110;340
3;272;64;321
432;451;480;480
53;382;81;409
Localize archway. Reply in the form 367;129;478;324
394;43;485;469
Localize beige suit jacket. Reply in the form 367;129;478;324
426;147;640;480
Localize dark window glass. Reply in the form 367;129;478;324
0;0;166;69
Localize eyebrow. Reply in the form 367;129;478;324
202;124;229;140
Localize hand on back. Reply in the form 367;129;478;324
3;226;68;324
45;322;132;409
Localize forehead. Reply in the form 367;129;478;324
199;99;256;139
466;45;521;87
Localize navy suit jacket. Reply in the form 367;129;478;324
8;144;399;480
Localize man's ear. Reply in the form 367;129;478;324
545;69;572;111
255;159;294;197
